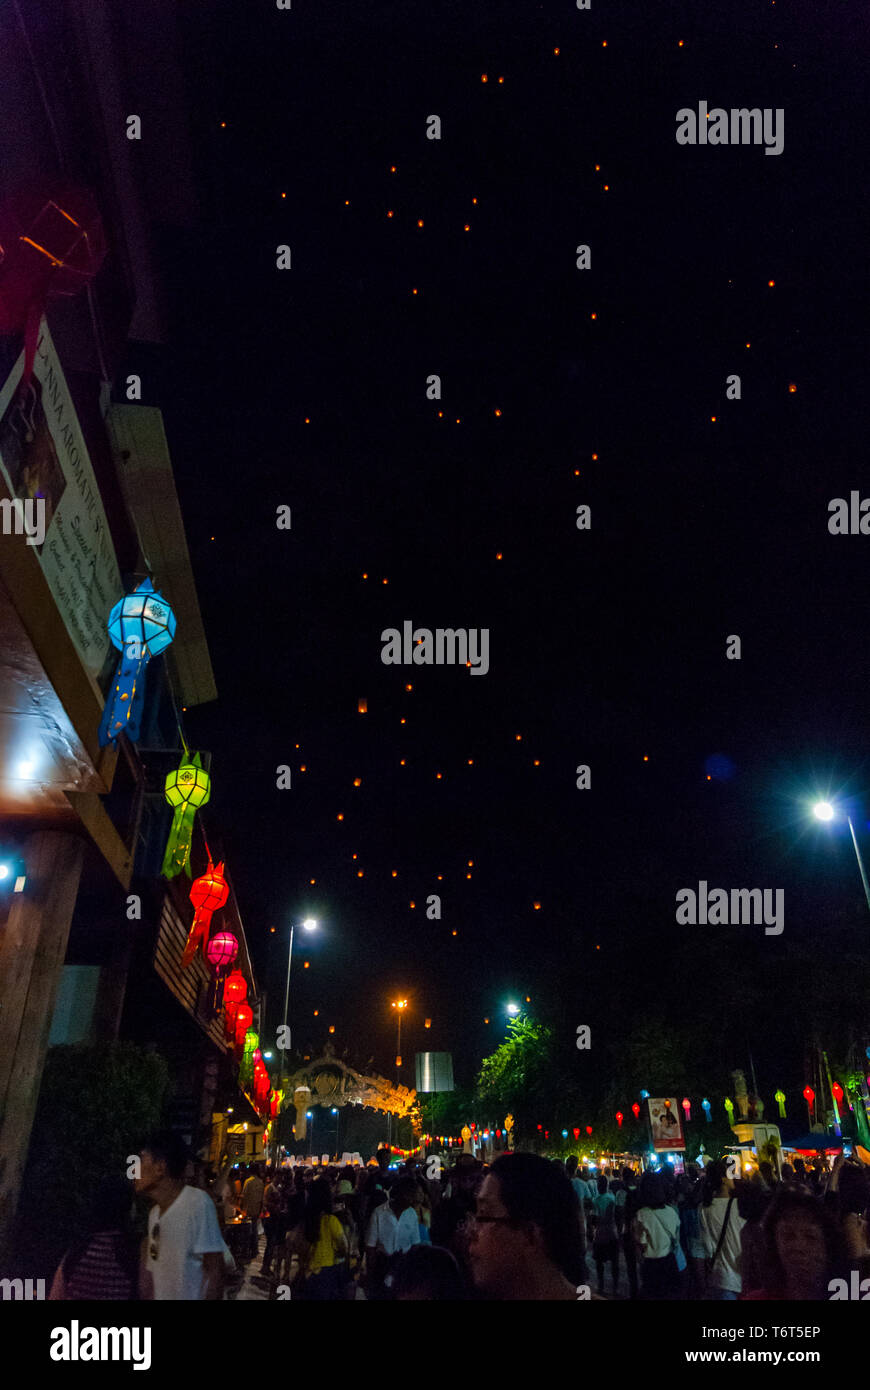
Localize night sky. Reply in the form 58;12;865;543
142;1;867;1094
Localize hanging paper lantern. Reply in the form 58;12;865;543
234;1002;253;1048
561;1129;567;1139
206;930;238;971
537;1124;542;1131
639;1089;650;1100
161;751;211;878
240;1030;259;1088
573;1127;580;1140
181;861;229;967
615;1112;623;1128
631;1102;641;1120
774;1088;786;1118
702;1098;712;1122
98;579;176;746
803;1086;815;1120
227;984;249;1044
724;1098;734;1121
0;185;107;394
832;1081;844;1105
682;1097;691;1122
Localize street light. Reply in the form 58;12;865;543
332;1106;340;1157
277;918;319;1168
506;1002;521;1016
812;801;870;914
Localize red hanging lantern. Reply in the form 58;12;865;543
682;1097;691;1121
223;970;247;1040
631;1102;641;1119
831;1081;844;1104
0;186;106;393
586;1125;592;1135
182;861;229;967
537;1124;543;1131
234;1001;253;1048
206;931;238;971
615;1111;623;1128
573;1127;580;1140
803;1085;815;1121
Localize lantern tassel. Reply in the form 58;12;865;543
162;801;198;879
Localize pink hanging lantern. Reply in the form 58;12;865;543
681;1097;691;1122
206;931;238;970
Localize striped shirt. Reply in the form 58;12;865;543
64;1233;138;1299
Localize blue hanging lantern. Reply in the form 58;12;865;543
98;578;176;746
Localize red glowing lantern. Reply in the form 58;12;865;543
585;1125;592;1135
615;1111;623;1128
631;1102;641;1119
573;1127;580;1140
0;186;107;393
223;969;247;1040
206;931;238;970
234;1001;253;1048
803;1086;815;1120
537;1124;542;1131
831;1081;844;1104
682;1097;691;1121
182;860;229;967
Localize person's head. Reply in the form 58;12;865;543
82;1176;136;1235
135;1130;190;1197
304;1177;334;1242
792;1158;806;1179
597;1174;608;1195
761;1187;847;1296
702;1159;733;1205
686;1162;700;1183
376;1149;390;1172
579;1166;590;1181
637;1170;667;1210
621;1166;637;1189
391;1177;418;1213
565;1154;579;1176
468;1153;584;1297
393;1244;465;1300
759;1161;774;1187
837;1163;870;1215
341;1164;355;1185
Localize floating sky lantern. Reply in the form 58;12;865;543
161;752;211;878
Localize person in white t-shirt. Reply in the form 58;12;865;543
698;1159;745;1299
135;1131;225;1300
364;1189;398;1300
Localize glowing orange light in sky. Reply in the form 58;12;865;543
533;902;541;910
788;383;797;393
643;755;649;762
467;759;474;765
353;777;361;787
481;74;488;82
337;813;344;821
768;279;775;287
494;408;502;416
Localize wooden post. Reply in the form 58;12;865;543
0;831;84;1268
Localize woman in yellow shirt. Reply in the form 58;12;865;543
302;1178;348;1299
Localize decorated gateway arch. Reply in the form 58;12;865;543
282;1043;420;1141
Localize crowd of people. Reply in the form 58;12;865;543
46;1133;870;1301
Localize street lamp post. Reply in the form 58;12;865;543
332;1106;340;1159
813;802;870;914
277;918;318;1171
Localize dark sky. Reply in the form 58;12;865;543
149;0;868;1093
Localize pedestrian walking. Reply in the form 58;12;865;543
633;1170;684;1300
135;1130;225;1300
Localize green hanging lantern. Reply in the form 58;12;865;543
774;1088;786;1119
241;1029;259;1089
161;751;211;878
724;1097;734;1122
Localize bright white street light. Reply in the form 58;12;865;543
813;801;834;821
302;918;318;931
812;798;870;916
506;1002;520;1015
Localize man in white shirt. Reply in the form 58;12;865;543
135;1130;225;1300
364;1191;398;1300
